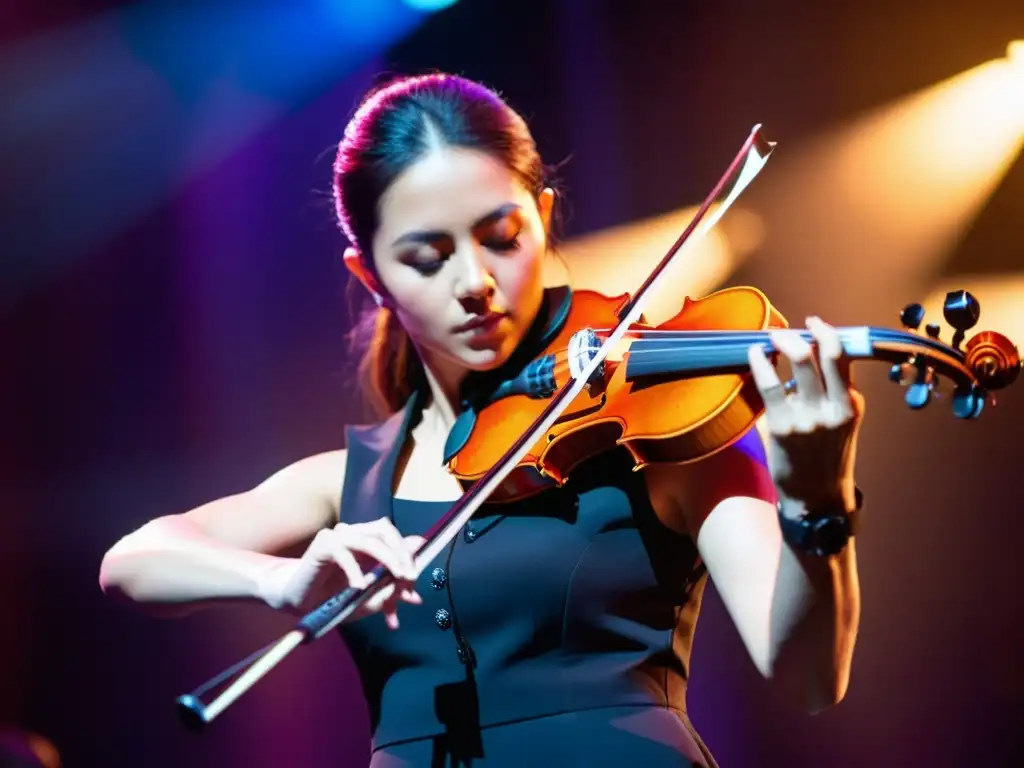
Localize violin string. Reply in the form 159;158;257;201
586;327;928;343
587;328;868;340
583;328;944;349
541;327;954;366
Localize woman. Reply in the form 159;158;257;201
99;73;864;767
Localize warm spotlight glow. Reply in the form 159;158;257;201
920;275;1024;355
834;59;1024;215
741;54;1024;325
554;205;765;323
0;730;61;768
1008;41;1024;88
26;733;61;768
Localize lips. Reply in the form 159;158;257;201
453;311;506;334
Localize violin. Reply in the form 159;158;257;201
173;124;1021;730
445;285;1020;503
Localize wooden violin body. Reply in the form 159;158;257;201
447;287;788;501
446;287;1019;503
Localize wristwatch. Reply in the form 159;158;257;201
777;487;864;556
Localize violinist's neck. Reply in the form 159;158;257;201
419;357;465;435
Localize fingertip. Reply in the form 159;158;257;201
766;329;789;356
748;339;770;364
774;328;811;360
811;317;843;360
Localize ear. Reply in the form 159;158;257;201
343;247;386;306
537;187;555;236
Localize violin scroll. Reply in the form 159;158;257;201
890;290;1021;418
964;331;1021;391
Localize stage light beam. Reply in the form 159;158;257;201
733;49;1024;329
555;204;764;323
1008;40;1024;83
920;275;1024;361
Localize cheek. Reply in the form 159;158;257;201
498;248;543;301
390;278;451;336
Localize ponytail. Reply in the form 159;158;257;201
356;305;427;418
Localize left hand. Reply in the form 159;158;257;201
747;316;865;513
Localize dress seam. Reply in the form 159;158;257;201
558;532;600;652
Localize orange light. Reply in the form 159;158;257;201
1009;40;1024;81
555;204;764;323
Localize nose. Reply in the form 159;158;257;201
454;246;496;302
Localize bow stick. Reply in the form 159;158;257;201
175;124;777;730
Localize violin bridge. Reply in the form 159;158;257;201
568;328;606;393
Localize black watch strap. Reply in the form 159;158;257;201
777;487;864;556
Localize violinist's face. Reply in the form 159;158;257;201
356;147;552;382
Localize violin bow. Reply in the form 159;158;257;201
174;124;778;730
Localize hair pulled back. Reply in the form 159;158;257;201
333;73;546;417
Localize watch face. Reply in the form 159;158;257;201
808;514;851;556
778;503;852;556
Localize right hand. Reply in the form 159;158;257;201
264;518;424;630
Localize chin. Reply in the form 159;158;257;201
457;345;514;372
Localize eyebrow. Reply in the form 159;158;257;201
390;203;522;248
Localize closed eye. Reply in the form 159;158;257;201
479;211;523;252
401;249;448;275
482;234;521;252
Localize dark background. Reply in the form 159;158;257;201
2;0;1023;765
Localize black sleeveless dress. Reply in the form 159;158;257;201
335;390;726;768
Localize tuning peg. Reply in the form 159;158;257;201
905;381;931;409
925;322;941;339
943;290;980;331
900;303;925;331
951;383;986;419
888;362;916;385
904;365;935;409
943;290;980;351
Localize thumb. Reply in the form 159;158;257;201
404;535;427;552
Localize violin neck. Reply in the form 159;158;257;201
622;326;957;380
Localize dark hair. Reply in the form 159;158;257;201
333;73;548;417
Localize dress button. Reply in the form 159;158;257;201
463;525;478;543
435;608;452;630
430;567;447;590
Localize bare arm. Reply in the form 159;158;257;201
647;429;861;714
98;451;346;617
